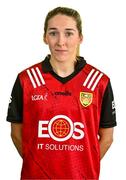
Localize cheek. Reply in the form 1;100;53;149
69;39;80;48
48;43;56;53
70;36;81;45
44;35;54;45
45;39;54;48
48;38;57;47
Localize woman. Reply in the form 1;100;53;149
7;6;116;180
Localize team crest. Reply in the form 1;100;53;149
80;92;93;107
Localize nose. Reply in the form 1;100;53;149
57;34;65;46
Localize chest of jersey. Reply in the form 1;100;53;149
22;65;104;121
19;63;109;179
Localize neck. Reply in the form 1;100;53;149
50;57;76;77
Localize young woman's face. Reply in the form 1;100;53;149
44;14;83;62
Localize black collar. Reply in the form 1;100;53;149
42;55;53;73
41;55;86;83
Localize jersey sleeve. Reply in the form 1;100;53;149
6;75;23;123
100;81;117;128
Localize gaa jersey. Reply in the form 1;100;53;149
7;56;116;180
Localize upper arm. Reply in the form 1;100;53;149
100;81;117;128
11;123;22;138
6;75;23;123
98;127;114;142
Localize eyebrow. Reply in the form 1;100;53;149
48;28;76;31
65;28;76;32
48;28;57;31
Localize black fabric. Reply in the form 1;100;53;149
6;76;23;123
100;81;116;128
42;55;86;83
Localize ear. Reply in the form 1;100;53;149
43;35;48;44
79;34;83;44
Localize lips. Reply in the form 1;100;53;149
55;49;68;52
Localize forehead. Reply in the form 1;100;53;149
47;14;77;30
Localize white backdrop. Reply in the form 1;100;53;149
0;0;125;179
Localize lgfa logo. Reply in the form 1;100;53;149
38;115;84;142
31;93;48;101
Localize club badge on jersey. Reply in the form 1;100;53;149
80;92;93;107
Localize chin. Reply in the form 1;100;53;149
53;54;69;62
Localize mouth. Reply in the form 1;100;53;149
55;49;68;53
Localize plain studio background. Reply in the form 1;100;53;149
0;0;125;179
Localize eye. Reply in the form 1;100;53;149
65;32;74;37
49;31;58;36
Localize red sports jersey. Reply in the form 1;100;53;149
18;62;109;180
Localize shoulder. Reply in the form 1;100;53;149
18;61;43;81
85;63;109;77
19;62;42;76
83;63;110;92
18;61;44;88
84;63;110;80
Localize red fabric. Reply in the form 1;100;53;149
19;63;109;180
